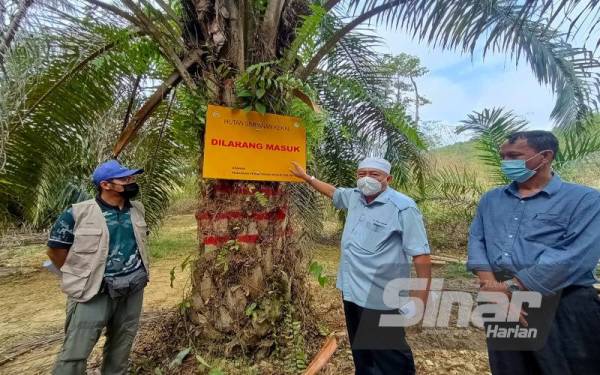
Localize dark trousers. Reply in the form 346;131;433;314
52;289;144;375
487;286;600;375
343;300;416;375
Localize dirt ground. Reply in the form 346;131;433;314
0;250;190;374
0;215;490;374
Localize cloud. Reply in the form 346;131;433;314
375;29;469;71
472;65;556;130
418;75;471;124
375;28;557;131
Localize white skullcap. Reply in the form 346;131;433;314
358;157;391;174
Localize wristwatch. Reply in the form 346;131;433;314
504;279;522;293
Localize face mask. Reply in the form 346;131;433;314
116;182;140;199
357;176;382;196
501;151;547;183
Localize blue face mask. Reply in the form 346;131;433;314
501;151;547;183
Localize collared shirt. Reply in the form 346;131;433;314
47;195;143;277
333;187;430;309
467;175;600;295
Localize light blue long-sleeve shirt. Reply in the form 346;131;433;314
333;187;430;309
467;174;600;295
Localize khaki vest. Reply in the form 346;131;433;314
60;199;150;302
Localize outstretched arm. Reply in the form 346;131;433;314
290;161;336;199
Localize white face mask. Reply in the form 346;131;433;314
357;176;383;196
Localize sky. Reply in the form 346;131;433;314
374;27;558;142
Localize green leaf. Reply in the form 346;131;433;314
309;261;328;287
318;274;328;287
308;261;323;276
255;101;267;114
237;89;253;97
254;192;268;207
245;302;258;316
181;254;192;271
169;267;176;288
256;88;266;99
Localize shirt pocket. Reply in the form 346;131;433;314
523;213;567;247
72;227;102;253
354;218;391;254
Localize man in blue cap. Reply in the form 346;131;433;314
291;157;432;375
46;160;150;375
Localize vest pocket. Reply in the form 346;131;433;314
60;264;91;299
134;222;149;239
72;227;101;253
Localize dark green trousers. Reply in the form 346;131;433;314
52;289;143;375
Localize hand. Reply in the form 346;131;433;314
478;279;529;327
479;279;508;293
399;300;417;318
290;161;310;181
517;309;529;327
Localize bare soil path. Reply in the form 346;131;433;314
0;214;489;374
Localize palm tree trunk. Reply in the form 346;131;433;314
188;68;310;356
181;0;313;357
110;0;313;358
190;179;309;354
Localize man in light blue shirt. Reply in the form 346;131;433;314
467;131;600;374
291;157;431;375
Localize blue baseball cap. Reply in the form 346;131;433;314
92;160;143;186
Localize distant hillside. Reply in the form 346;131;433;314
430;140;491;176
432;139;600;189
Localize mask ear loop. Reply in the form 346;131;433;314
528;150;552;172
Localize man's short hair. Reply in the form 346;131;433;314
507;130;559;158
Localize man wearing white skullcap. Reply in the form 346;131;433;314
291;158;431;375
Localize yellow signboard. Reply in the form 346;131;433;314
202;104;306;182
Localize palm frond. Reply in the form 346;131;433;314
288;182;326;245
349;0;600;130
0;13;180;228
457;107;529;185
426;165;487;204
554;114;600;172
305;19;428;188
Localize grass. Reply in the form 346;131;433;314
167;175;199;216
432;141;489;174
149;214;198;260
444;262;474;279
